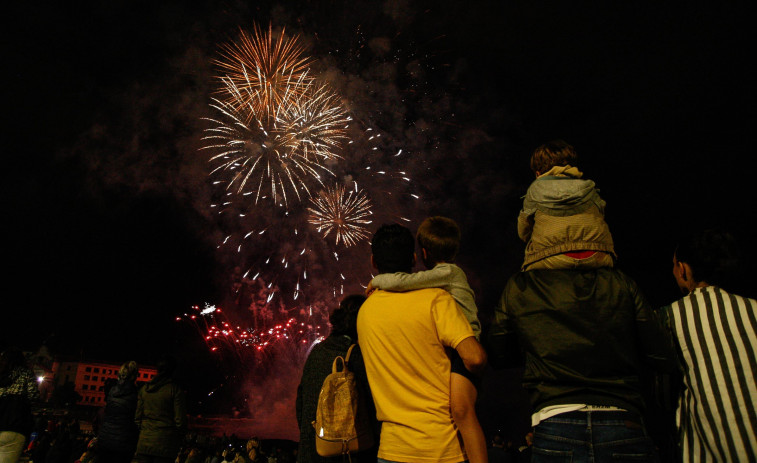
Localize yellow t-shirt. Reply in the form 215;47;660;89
356;288;475;463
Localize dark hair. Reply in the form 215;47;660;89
371;223;415;274
156;354;178;378
330;294;366;340
530;139;578;174
675;229;740;289
416;216;461;264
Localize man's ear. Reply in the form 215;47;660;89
421;248;427;261
682;262;699;285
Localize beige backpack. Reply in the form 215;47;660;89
312;344;375;458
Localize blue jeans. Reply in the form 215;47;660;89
532;411;659;462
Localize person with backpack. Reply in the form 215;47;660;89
295;295;378;463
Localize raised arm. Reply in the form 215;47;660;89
371;265;454;292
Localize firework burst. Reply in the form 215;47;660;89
308;184;373;247
177;295;328;367
214;24;313;120
279;81;351;164
202;76;349;207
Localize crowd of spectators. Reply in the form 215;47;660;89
16;413;296;463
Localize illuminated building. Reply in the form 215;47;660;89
49;359;157;406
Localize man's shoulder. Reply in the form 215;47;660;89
373;286;452;299
509;267;629;282
506;268;639;297
363;287;454;310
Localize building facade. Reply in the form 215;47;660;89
50;360;157;406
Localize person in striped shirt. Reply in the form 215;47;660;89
662;229;757;461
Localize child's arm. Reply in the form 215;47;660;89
370;265;454;292
517;210;534;242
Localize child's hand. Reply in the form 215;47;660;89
365;282;376;296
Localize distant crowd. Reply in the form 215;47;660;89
3;140;755;463
0;364;296;463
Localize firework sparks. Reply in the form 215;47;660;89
278;81;350;163
178;295;329;365
204;24;349;209
214;24;313;120
308;184;373;247
202;75;349;207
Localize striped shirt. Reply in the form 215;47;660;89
663;286;757;462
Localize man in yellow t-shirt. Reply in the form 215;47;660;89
357;224;487;463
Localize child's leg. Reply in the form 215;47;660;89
572;251;614;269
524;251;614;271
450;372;487;463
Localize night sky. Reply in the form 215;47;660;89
4;0;757;434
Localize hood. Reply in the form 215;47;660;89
527;177;597;207
538;165;583;179
523;168;603;216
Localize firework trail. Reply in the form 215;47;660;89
308;183;373;247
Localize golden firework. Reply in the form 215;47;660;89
308;184;373;247
215;24;313;122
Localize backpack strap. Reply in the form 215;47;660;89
344;344;356;363
332;355;346;374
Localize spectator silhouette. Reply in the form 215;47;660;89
132;354;187;463
295;294;378;463
661;229;757;461
0;344;40;463
98;361;140;463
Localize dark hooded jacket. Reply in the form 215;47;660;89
134;374;187;459
98;379;139;454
